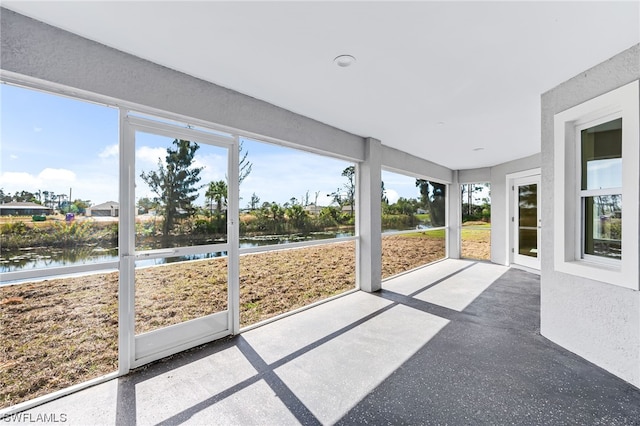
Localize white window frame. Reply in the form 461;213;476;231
577;117;622;266
553;80;639;289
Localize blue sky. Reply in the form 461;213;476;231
1;84;120;203
1;84;436;208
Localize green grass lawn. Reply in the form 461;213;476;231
396;229;446;239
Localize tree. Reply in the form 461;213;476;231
12;190;38;203
55;194;67;210
416;179;446;227
0;189;10;203
206;180;228;215
137;197;156;214
286;203;309;232
140;139;203;238
239;140;253;185
67;199;90;214
342;166;355;213
461;183;483;217
200;141;251;215
48;191;56;209
269;202;285;232
248;193;260;211
332;166;355;216
381;181;388;204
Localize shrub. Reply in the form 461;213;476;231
382;214;417;230
0;221;28;235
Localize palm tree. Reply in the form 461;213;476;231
206;180;228;215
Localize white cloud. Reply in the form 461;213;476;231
0;171;41;189
99;144;119;158
0;168;77;196
38;168;76;182
72;172;118;204
194;153;227;183
33;127;42;133
9;155;18;160
385;189;400;204
136;146;166;166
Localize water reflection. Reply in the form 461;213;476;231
1;246;118;272
1;230;355;273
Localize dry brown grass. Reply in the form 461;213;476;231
135;260;229;334
461;227;491;260
240;241;357;326
0;297;24;305
382;233;446;278
1;233;445;408
0;273;119;409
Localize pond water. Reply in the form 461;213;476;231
0;231;355;275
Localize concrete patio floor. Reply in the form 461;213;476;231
11;259;640;425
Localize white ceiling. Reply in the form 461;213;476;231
3;1;639;170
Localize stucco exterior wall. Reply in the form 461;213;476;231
540;44;640;387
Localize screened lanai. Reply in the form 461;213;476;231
1;2;639;421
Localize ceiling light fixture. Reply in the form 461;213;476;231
334;54;356;67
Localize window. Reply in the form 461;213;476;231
553;80;639;289
0;83;119;408
580;118;622;261
237;138;357;327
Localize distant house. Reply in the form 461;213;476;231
304;204;322;215
86;201;119;217
0;202;53;216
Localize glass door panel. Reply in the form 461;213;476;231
518;184;538;257
513;176;541;269
134;131;229;250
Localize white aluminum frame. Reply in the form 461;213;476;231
379;167;450;241
379;167;450;273
0;262;119;284
0;72;368;415
123;113;238;368
575;116;623;267
504;168;541;267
